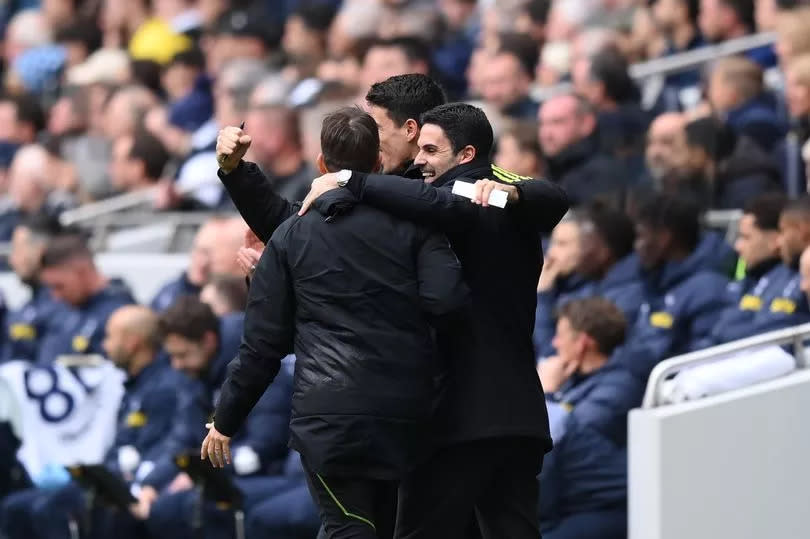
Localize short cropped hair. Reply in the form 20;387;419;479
40;234;92;269
580;204;636;260
365;74;446;127
207;275;249;313
158;295;220;343
636;193;702;251
320;106;380;173
558;297;627;356
744;193;787;231
420;103;494;158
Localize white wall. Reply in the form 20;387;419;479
629;370;810;539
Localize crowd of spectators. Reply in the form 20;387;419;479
0;0;809;537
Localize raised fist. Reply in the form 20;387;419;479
216;126;252;173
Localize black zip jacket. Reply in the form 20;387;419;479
214;189;470;479
217;159;569;449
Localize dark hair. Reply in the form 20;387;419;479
497;32;539;77
782;194;810;221
722;0;756;31
365;37;431;66
17;214;64;243
525;0;552;23
589;47;640;104
744;193;787;231
158;295;220;343
129;60;165;97
320;106;380;173
130;129;169;181
365;73;447;127
40;234;92;268
499;121;542;160
636;193;701;251
420;103;494;158
557;298;627;356
581;204;636;259
207;275;249;313
685;0;700;23
169;47;206;70
54;17;102;53
294;0;337;31
0;93;45;133
685;117;737;162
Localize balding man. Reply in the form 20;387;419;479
103;85;159;140
644;112;690;188
538;93;625;206
0;305;207;539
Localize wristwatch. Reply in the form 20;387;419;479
336;169;352;187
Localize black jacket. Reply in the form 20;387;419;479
214;189;470;480
545;136;626;207
217;160;568;449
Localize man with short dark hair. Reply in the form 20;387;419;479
37;234;134;364
699;0;777;66
695;193;810;348
538;297;642;539
109;130;170;193
298;102;568;538
479;36;539;120
0;93;45;145
206;106;470;538
200;275;249;316
359;37;432;93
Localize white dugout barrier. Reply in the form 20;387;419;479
629;324;810;539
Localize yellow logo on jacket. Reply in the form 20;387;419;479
739;295;763;311
650;312;674;328
770;298;796;314
10;323;36;340
72;336;89;352
126;411;147;428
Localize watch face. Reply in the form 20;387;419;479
337;170;351;184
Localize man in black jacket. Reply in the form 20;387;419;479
203;107;470;539
297;103;568;539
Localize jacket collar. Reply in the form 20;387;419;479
432;159;493;188
545;136;598;179
312;188;357;219
745;257;781;281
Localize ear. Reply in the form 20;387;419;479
316;153;328;174
581;113;597;136
404;119;419;143
458;145;477;165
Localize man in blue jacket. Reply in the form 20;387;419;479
140;297;294;539
621;194;733;379
698;194;810;348
538;298;643;539
0;305;207;539
2;215;66;362
575;205;645;332
36;234;135;364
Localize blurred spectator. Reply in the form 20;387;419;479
2;215;66;363
54;18;103;69
210;216;248;278
128;12;193;65
494;121;544;178
0;93;45;146
3;9;52;67
6;45;66;97
145;296;294;538
707;56;787;150
700;0;776;66
777;195;810;268
65;48;132;87
774;6;810;68
37;234;135;363
534;216;589;359
244;104;315;203
698;193;810;347
538;93;625;206
103;85;160;141
620;194;733;378
479;34;539;120
359;37;431;96
575;206;645;329
200;275;249;316
202;7;282;77
109;130;170;193
150;216;231;312
574;47;649;170
515;0;551;44
651;0;704;92
538;298;642;539
643;112;690;190
432;0;479;98
163;49;214;133
683;116;783;208
283;1;337;80
781;54;810;194
800;242;810;299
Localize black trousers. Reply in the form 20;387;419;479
394;436;544;539
302;459;398;539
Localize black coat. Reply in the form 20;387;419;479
214;189;470;480
347;160;568;448
545;137;626;207
217;160;568;451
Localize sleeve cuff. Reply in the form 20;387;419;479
346;172;367;199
